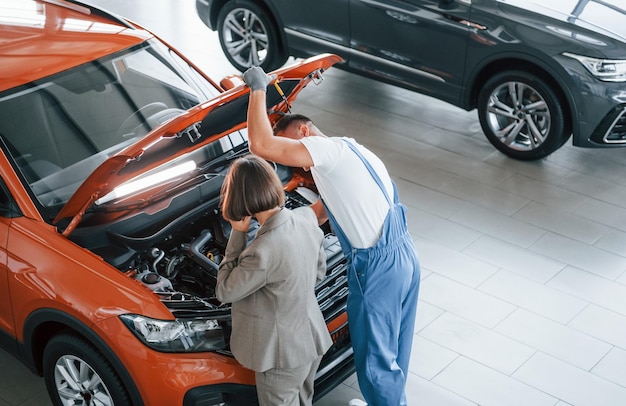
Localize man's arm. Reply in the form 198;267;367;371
309;199;328;226
247;90;314;168
243;67;314;168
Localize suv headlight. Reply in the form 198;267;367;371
564;53;626;82
120;314;227;352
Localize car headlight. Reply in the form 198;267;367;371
120;314;227;352
564;52;626;82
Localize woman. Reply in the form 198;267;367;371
216;155;332;406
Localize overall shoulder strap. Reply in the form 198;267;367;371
342;139;392;205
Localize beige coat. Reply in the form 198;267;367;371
216;207;333;372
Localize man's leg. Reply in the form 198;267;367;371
348;249;412;406
396;241;421;380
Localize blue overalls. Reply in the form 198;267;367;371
323;140;421;406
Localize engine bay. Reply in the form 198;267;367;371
68;156;348;325
125;187;343;318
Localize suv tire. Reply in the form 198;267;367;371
477;70;570;160
217;0;287;72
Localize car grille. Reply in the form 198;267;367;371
318;235;349;321
314;233;354;400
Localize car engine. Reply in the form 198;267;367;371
68;160;349;324
125;189;346;320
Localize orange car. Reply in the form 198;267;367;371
0;1;353;405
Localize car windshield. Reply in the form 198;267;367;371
0;39;221;209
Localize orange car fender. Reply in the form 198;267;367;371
7;215;171;343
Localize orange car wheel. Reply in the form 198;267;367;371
42;333;132;406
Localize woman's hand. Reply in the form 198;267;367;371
229;216;251;232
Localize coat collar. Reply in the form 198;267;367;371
255;207;291;237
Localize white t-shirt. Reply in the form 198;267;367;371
300;136;393;248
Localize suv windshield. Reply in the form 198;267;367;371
0;39;220;209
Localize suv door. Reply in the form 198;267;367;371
349;0;471;104
274;0;352;62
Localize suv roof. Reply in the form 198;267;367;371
0;0;150;92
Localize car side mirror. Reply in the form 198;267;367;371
220;75;245;91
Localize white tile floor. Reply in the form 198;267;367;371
3;1;626;405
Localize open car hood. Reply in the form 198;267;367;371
54;53;343;235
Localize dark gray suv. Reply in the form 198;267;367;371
196;0;626;160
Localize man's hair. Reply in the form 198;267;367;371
272;113;312;135
220;155;285;221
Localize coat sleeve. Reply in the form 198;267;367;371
316;235;326;284
216;230;268;303
305;207;327;285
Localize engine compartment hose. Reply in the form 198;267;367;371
188;229;219;278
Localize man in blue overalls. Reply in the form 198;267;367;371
243;67;421;406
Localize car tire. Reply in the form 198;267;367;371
43;333;131;406
477;70;570;160
216;0;287;72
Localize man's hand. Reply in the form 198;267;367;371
243;66;275;92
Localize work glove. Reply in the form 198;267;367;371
243;66;275;92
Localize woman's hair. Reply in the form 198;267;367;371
220;155;285;221
272;113;312;136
